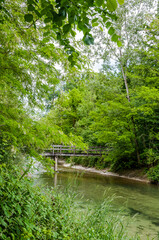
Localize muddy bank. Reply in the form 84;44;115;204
58;160;149;183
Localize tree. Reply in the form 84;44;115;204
0;0;124;65
0;0;85;164
48;1;159;171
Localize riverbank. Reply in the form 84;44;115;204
59;160;149;183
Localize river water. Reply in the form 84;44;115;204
35;164;159;240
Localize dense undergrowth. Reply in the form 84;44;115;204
0;163;141;240
67;156;159;184
67;156;107;169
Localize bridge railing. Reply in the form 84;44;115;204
43;145;109;156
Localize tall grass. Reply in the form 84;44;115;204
0;164;140;240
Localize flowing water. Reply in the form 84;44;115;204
35;164;159;240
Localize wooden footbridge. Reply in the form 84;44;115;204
43;145;108;171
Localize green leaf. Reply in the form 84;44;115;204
117;0;124;5
63;24;71;34
52;11;62;27
117;40;122;47
108;27;115;35
92;18;98;23
111;33;118;42
44;17;52;23
95;0;104;7
106;21;111;28
11;234;15;240
78;22;88;34
28;4;35;11
68;10;76;24
78;21;84;30
92;22;99;27
43;31;50;37
34;9;41;18
27;0;35;4
17;205;22;215
24;14;33;22
0;219;7;227
68;55;73;63
71;30;76;37
59;7;66;19
83;34;94;45
107;0;117;12
56;32;61;41
103;16;109;22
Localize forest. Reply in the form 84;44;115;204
0;0;159;239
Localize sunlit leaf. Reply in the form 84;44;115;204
107;0;117;12
117;0;124;5
92;22;99;27
117;40;122;47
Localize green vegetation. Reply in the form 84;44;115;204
48;1;159;180
0;165;140;240
0;0;159;239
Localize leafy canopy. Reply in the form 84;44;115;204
23;0;123;64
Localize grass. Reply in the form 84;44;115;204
0;164;141;240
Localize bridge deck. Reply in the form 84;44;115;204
43;145;108;158
43;153;103;157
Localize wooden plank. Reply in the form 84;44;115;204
42;154;105;157
53;153;102;157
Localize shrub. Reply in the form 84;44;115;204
147;164;159;183
0;163;139;240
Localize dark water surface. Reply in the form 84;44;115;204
35;165;159;239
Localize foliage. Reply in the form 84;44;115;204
24;0;123;65
48;2;159;174
70;156;107;169
0;164;139;240
0;0;86;166
147;165;159;184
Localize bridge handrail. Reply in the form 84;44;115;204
42;145;111;158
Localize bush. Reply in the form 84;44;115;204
0;163;139;240
69;156;107;169
147;164;159;183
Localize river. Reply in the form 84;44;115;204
34;164;159;240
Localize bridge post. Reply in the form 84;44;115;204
53;145;54;156
54;156;58;172
54;172;57;187
74;146;75;155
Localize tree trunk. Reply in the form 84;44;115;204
119;48;141;164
